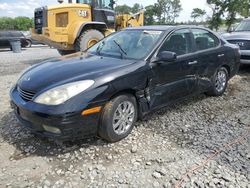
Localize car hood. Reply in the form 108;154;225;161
222;31;250;40
18;52;137;92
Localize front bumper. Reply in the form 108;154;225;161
10;87;104;140
31;28;74;50
240;50;250;65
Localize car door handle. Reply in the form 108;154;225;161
218;54;225;57
188;60;198;65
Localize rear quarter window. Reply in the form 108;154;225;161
192;29;220;51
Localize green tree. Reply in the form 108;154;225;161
0;17;33;31
131;3;143;14
191;8;206;22
14;17;34;31
114;4;132;14
207;0;249;31
0;17;15;30
154;0;182;24
144;5;156;25
240;0;250;17
207;0;227;30
170;0;182;23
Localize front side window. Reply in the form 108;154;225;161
192;29;220;51
159;29;193;56
88;30;163;60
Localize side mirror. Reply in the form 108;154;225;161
156;51;177;63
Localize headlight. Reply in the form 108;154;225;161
34;80;94;105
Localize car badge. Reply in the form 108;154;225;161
236;42;244;47
25;77;31;81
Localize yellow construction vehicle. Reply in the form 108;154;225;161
31;0;144;55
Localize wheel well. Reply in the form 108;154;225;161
110;89;137;101
76;23;107;39
222;65;231;77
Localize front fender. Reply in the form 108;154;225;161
68;21;107;44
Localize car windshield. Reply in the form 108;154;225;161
88;30;163;60
235;21;250;32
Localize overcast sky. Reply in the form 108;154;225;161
0;0;211;22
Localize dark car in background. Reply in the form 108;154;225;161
21;31;45;47
222;18;250;65
10;26;240;142
0;30;30;50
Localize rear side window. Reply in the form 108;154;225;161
192;29;220;51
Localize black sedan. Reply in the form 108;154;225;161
10;26;240;142
0;30;31;49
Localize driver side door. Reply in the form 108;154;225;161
148;29;198;109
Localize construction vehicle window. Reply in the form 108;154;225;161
96;0;113;9
78;0;92;4
87;30;163;60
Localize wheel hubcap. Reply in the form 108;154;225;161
112;101;135;135
215;70;227;92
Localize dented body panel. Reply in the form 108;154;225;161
10;26;240;140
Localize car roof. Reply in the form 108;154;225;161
125;25;210;32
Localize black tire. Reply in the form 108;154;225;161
57;49;75;56
75;29;104;52
25;40;32;48
206;67;229;96
99;94;138;142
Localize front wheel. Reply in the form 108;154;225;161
99;94;138;142
206;67;229;96
75;29;104;52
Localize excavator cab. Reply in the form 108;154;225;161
76;0;116;29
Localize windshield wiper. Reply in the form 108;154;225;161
96;41;105;55
113;40;127;59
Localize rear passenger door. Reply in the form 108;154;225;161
191;28;226;91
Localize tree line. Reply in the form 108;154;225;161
0;0;249;31
116;0;249;31
0;17;34;31
115;0;182;25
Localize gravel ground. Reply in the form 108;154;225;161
0;46;249;188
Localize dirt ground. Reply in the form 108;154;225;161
0;46;249;188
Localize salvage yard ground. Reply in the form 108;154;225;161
0;46;249;188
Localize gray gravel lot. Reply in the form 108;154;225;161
0;46;249;188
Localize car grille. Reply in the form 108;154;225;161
227;40;250;50
241;55;250;60
34;7;48;34
17;87;36;102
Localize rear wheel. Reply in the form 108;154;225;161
25;40;32;48
57;49;75;56
206;67;229;96
99;94;138;142
75;29;104;52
